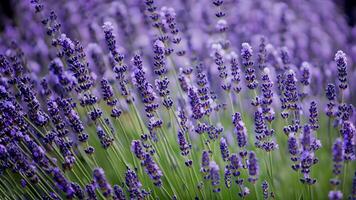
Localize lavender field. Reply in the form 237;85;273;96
0;0;355;199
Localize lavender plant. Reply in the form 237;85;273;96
0;0;355;199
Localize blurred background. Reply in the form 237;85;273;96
0;0;355;31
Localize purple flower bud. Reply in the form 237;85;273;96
309;101;319;130
93;168;112;197
131;140;146;160
224;166;232;188
142;154;163;187
241;43;258;90
328;190;343;200
230;53;242;93
300;62;311;86
85;183;97;200
177;130;191;156
247;151;259;183
332;138;344;175
229;154;241;177
200;150;210;178
113;185;126;200
209;161;221;193
258;37;267;70
262;180;269;200
125;168;147;199
341;121;355;161
232;112;247;149
335;50;348;90
220;137;230;161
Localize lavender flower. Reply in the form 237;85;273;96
224;166;232;188
220;137;230;161
125;168;147;199
142;154;163;187
335;50;348;91
288;133;300;170
341;121;355;161
241;43;258;90
332;138;344;175
153;40;173;108
328;190;343;200
102;21;131;102
247;151;259;183
113;185;126;200
209;161;221;193
325;84;337;118
200;150;210;178
230;52;242;94
177;130;191;157
261;68;275;123
262;180;269;200
232;112;247;154
93;168;112;197
131;140;146;160
309;101;319;130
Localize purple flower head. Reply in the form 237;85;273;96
247;151;259;183
142;154;163;187
258;37;267;70
261;68;275;123
300;62;311;86
241;42;258;90
224;166;232;188
232;112;248;150
341;121;355;161
209;161;221;193
230;52;242;93
131;140;146;160
125;168;147;199
332;138;344;175
284;70;299;111
325;83;337;117
309;101;319;130
96;126;114;149
212;44;230;91
188;87;203;120
113;185;126;200
71;182;84;199
229;154;241;177
220;137;230;161
195;64;213;116
328;190;343;200
177;130;191;156
100;79;117;107
335;50;348;90
200;150;210;177
93;168;112;197
288;133;300;169
326;84;336;101
262;180;269;200
85;183;97;200
51;167;74;198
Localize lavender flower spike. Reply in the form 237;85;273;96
241;42;258;90
335;50;348;91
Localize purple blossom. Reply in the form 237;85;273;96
93;168;112;197
220;137;230;161
335;50;348;91
332;138;344;175
241;42;258;90
209;161;221;193
247;151;259;183
328;190;343;200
